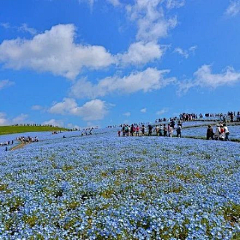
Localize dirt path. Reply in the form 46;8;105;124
10;142;30;151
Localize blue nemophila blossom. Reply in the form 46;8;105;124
0;128;239;239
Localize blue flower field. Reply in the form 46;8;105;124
0;128;240;239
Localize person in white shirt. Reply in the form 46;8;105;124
214;124;221;140
223;123;230;141
168;124;173;137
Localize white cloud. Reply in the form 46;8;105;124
225;0;240;17
189;45;197;52
0;112;8;126
49;98;109;121
31;105;43;111
118;41;163;65
12;114;29;124
107;0;121;7
0;23;37;35
179;65;240;93
78;0;95;8
67;123;80;130
71;99;109;121
0;80;14;90
123;112;131;117
42;119;64;127
174;47;188;58
49;98;77;115
194;65;240;88
0;23;10;29
71;68;176;99
80;0;178;46
140;108;147;113
156;108;168;115
18;23;37;35
165;0;185;9
0;113;30;126
0;24;114;79
78;0;121;8
174;45;197;58
126;0;177;42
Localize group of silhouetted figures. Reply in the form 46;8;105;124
206;123;230;141
1;140;14;151
119;120;183;138
0;140;14;146
118;120;233;141
17;136;39;143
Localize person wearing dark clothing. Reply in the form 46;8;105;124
141;125;145;136
130;124;134;136
148;125;153;136
178;120;182;127
163;124;167;137
176;124;182;138
159;124;163;136
206;125;214;140
170;120;175;129
122;125;125;137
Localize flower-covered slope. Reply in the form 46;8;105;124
0;130;239;239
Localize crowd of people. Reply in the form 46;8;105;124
206;123;230;141
118;120;233;142
0;140;14;146
17;136;39;143
155;113;200;123
1;136;39;151
80;127;94;136
155;111;240;123
118;120;183;138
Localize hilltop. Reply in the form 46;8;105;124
0;125;68;136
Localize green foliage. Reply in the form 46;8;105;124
62;165;74;172
223;203;240;225
4;196;25;212
23;214;38;227
29;234;45;240
0;183;11;193
0;126;68;136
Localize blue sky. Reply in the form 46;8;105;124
0;0;240;128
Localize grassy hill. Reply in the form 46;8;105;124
0;125;68;136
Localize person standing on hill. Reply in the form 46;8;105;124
159;124;163;136
214;124;221;140
163;124;167;137
122;125;125;137
170;119;175;129
141;125;145;136
176;124;182;138
130;124;135;136
136;125;140;136
206;125;214;140
155;125;160;136
148;124;153;136
219;124;225;140
223;123;230;141
168;124;173;137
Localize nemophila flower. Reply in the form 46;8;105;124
0;129;239;238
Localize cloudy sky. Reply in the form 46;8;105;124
0;0;240;128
